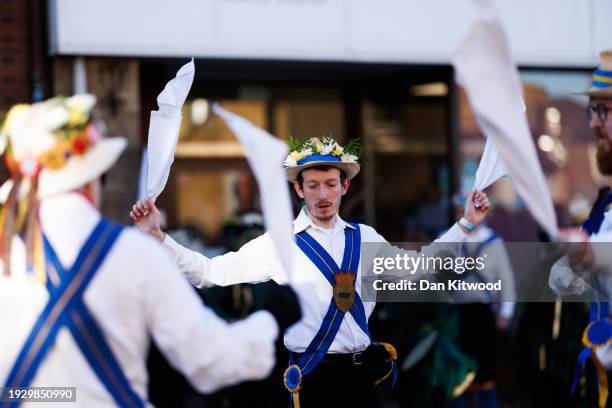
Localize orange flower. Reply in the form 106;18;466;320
39;148;66;170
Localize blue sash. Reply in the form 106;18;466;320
569;191;612;407
291;224;370;376
2;219;143;408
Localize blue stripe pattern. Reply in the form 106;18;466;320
595;68;612;78
592;68;612;89
296;154;341;166
2;220;143;408
592;80;612;89
292;224;370;376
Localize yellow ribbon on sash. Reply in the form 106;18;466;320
582;320;612;408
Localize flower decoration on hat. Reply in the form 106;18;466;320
1;94;99;176
0;94;99;283
283;135;363;182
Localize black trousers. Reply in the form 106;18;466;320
293;355;379;408
456;303;496;383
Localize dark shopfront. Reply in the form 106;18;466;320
140;58;459;244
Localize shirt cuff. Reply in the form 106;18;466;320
163;233;179;250
444;222;467;242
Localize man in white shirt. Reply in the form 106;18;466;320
132;136;490;407
548;50;612;408
0;95;300;407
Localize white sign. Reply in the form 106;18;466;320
49;0;609;67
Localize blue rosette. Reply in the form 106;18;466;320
583;319;612;349
283;364;302;393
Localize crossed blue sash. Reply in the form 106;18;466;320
291;224;371;376
2;219;143;408
569;189;612;403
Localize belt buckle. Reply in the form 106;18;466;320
352;352;363;365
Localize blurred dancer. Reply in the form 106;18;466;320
448;194;516;408
0;95;300;407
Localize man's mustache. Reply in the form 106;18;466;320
315;201;333;207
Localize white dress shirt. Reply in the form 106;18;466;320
0;193;279;407
164;207;466;354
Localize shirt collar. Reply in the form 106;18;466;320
292;207;355;234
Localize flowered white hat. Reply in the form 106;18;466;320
0;95;126;281
284;136;361;182
0;94;126;198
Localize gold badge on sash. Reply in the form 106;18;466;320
333;271;356;312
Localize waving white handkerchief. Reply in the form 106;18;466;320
453;0;558;239
212;103;294;279
146;58;195;199
473;138;508;191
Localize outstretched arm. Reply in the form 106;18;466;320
131;197;281;288
143;245;281;393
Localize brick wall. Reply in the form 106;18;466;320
0;0;31;110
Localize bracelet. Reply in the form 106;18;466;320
459;217;477;232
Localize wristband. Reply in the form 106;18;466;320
459;217;477;232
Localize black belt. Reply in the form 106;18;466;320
293;351;366;366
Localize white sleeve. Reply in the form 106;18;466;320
163;233;281;288
144;247;280;394
548;255;591;296
364;223;466;277
589;232;612;273
430;222;467;257
435;223;467;243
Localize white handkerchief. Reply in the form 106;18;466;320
473;137;508;191
146;58;195;199
212;104;294;279
137;148;148;200
453;0;558;239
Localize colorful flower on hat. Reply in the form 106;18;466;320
284;135;362;168
1;104;29;136
1;94;98;173
341;154;358;164
19;155;40;177
71;132;90;155
332;144;344;156
66;94;96;128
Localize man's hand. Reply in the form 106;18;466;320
130;197;165;242
557;228;594;271
463;190;490;228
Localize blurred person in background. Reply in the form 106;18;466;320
0;95;300;407
447;193;516;408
